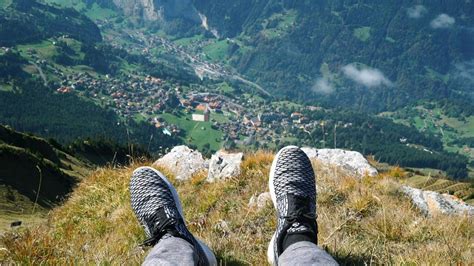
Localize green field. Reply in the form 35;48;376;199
261;9;297;39
173;35;204;47
160;112;223;152
202;40;230;61
16;38;84;61
271;100;304;109
353;27;372;42
43;0;117;20
15;38;102;82
0;84;13;92
383;105;474;179
16;40;58;59
0;0;11;8
217;82;235;94
85;3;117;20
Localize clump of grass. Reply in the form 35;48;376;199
1;152;473;264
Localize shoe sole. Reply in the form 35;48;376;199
133;166;217;266
267;146;300;265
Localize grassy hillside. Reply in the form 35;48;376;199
42;0;119;20
0;126;91;199
0;185;47;232
380;103;474;179
1;152;472;264
0;125;91;232
0;0;102;46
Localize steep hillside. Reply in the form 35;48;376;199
0;0;102;46
0;125;90;231
1;152;472;264
0;125;90;206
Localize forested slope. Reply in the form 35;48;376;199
194;1;474;111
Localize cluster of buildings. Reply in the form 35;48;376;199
58;72;181;118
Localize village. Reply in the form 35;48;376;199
3;22;353;151
52;66;347;149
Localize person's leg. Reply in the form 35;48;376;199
278;241;338;266
267;146;338;266
143;234;197;266
130;166;216;266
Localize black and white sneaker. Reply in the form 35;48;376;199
267;146;318;265
130;166;216;266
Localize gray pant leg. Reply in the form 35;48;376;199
143;236;198;266
278;241;339;266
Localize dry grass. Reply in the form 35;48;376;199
1;151;473;265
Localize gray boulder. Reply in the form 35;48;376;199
248;192;272;210
302;148;378;177
207;150;244;182
153;145;208;181
401;186;474;216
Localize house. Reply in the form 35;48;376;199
56;86;73;94
195;104;208;112
291;112;303;118
162;128;172;136
192;107;210;122
180;99;191;107
250;117;262;128
307;106;322;111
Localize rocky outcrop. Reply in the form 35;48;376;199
401;186;474;216
248;192;271;210
302;148;378;177
153;145;208;181
112;0;200;22
207;151;243;182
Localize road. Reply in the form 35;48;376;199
30;61;48;86
131;30;272;97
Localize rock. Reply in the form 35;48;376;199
401;186;474;217
248;192;272;210
113;0;201;22
207;150;244;182
302;148;378;177
214;220;230;236
10;221;22;228
153;146;208;181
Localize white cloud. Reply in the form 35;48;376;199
456;60;474;83
407;5;428;19
342;64;393;88
312;78;334;94
430;14;455;29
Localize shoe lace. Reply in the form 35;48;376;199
141;212;177;246
283;212;315;225
282;199;316;225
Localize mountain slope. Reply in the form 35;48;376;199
1;152;472;264
0;0;182;153
0;0;102;46
193;1;474;111
0;125;91;231
0;125;90;208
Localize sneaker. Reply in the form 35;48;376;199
267;146;318;265
130;166;216;266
